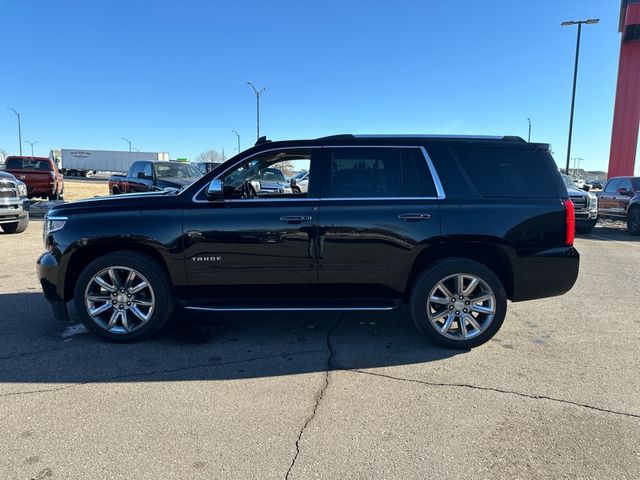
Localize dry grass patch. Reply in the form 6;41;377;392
64;180;110;202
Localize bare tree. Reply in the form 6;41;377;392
194;149;221;163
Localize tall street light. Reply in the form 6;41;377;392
26;140;38;156
527;118;531;142
7;107;22;155
232;130;241;153
247;82;266;141
121;137;132;152
561;18;599;175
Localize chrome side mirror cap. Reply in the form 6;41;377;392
206;179;224;200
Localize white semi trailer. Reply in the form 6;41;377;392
54;149;170;176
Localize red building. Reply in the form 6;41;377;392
609;0;640;176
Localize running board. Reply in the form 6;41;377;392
182;298;399;312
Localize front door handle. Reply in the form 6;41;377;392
280;215;313;224
398;213;431;221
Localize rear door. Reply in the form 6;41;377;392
316;146;441;297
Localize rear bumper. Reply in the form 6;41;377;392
511;246;580;301
0;198;29;224
37;250;69;321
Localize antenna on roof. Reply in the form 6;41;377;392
255;136;271;146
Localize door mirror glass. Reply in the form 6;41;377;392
206;179;224;200
137;172;152;180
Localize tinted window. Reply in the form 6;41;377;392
632;179;640;191
618;178;632;192
452;147;558;198
129;162;144;178
327;148;436;198
6;158;52;171
604;179;621;193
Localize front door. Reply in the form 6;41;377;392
599;178;621;216
183;148;320;298
317;146;441;297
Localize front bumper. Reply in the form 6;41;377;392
575;208;598;226
0;198;29;224
511;246;580;302
37;250;69;321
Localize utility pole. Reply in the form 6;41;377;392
26;140;38;156
527;118;531;142
561;18;599;177
121;137;132;152
7;107;22;155
232;130;241;153
247;82;266;140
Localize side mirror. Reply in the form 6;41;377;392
206;179;224;200
618;187;631;196
290;178;297;187
250;180;261;193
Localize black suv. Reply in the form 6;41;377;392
37;135;579;348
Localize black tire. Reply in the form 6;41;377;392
111;187;120;195
576;221;596;234
627;208;640;236
73;251;174;342
410;258;507;349
1;214;29;234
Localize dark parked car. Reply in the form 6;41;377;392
109;160;202;194
597;176;640;235
0;171;30;233
38;134;579;348
561;174;598;234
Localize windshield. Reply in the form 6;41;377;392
561;174;579;190
153;162;202;178
6;158;52;171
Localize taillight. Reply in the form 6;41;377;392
563;199;575;246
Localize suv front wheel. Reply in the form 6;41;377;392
410;259;507;349
74;251;175;342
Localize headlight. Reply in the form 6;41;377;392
43;215;68;242
588;193;598;208
16;181;27;197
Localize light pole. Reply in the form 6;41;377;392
232;130;241;153
121;137;132;152
26;140;38;156
561;18;599;177
247;82;266;140
527;118;531;142
7;107;22;155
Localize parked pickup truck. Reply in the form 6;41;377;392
0;171;30;233
109;160;202;195
4;156;64;200
561;174;598;234
597;176;640;235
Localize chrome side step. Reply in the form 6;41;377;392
184;305;397;312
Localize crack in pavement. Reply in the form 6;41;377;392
350;369;640;420
0;349;323;398
284;316;342;480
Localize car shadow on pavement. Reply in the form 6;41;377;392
0;293;463;387
582;226;640;242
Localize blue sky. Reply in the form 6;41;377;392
1;0;635;174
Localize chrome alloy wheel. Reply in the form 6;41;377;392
426;273;496;341
84;266;155;334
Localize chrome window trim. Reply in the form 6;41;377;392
191;144;446;203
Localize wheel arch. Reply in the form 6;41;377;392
405;241;515;300
62;242;175;301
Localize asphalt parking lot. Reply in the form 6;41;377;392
1;221;638;480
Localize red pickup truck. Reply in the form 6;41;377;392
5;156;64;200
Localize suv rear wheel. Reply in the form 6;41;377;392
410;258;507;349
74;251;174;342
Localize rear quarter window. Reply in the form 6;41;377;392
452;147;559;198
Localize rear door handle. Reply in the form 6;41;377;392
280;215;313;224
398;213;431;221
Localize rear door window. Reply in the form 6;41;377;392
325;148;436;198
